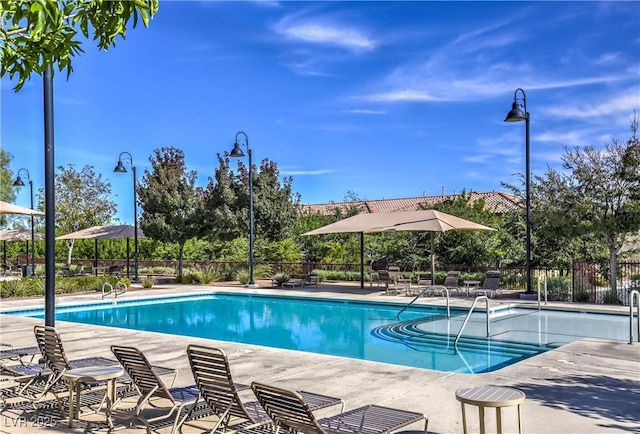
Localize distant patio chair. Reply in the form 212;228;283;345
475;271;501;298
442;271;461;295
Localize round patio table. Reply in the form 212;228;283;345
455;385;526;434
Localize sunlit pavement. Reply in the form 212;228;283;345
1;282;638;433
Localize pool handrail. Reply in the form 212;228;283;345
537;274;548;311
454;296;490;349
630;290;639;345
397;285;450;320
101;281;128;299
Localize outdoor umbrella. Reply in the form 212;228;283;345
0;200;45;216
55;225;145;278
303;210;496;288
0;229;45;266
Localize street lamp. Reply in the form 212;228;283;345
228;131;255;287
12;168;35;277
114;152;139;282
504;88;532;293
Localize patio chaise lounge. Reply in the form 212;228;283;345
181;345;344;433
250;381;428;434
110;345;200;433
474;271;502;298
8;326;128;411
282;279;307;288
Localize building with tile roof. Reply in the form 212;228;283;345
301;191;522;215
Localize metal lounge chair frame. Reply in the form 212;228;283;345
250;381;428;434
475;271;501;298
183;345;344;434
110;345;199;433
11;326;117;411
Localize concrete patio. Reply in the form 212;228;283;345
1;282;638;433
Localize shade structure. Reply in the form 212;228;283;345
303;210;496;288
56;225;145;278
0;229;45;266
55;225;144;240
0;229;45;241
0;200;45;216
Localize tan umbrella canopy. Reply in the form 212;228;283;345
0;200;45;216
0;229;45;241
303;210;496;288
55;225;144;240
56;225;145;277
0;229;45;266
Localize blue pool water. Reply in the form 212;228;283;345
3;293;631;374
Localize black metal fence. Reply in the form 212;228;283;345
49;257;640;306
572;260;640;305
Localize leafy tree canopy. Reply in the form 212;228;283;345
39;164;116;265
202;154;300;243
1;0;158;91
137;146;203;277
529;117;640;290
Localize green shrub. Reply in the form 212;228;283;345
141;276;155;288
574;291;591;302
272;272;290;287
601;290;621;305
546;276;572;302
237;269;251;285
0;279;35;297
192;266;220;284
253;264;274;279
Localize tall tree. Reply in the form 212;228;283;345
1;0;159;91
535;120;640;291
0;149;16;204
430;192;503;268
39;164;116;265
202;155;300;242
137;147;202;278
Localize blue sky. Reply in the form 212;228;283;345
2;1;639;225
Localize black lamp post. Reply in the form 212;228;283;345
504;88;532;293
229;131;255;287
114;152;139;282
13;168;35;276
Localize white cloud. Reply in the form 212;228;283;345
346;109;385;115
594;52;622;66
274;14;376;52
541;91;640;120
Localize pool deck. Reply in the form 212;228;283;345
1;282;639;433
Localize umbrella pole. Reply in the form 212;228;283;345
431;232;435;286
126;238;130;279
94;239;99;270
360;232;364;289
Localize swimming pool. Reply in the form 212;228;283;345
2;293;630;374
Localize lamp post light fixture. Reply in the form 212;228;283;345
228;131;256;287
504;88;532;294
114;152;139;282
13;168;36;277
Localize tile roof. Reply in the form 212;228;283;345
301;191;522;215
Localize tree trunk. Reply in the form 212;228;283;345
609;244;617;293
65;239;75;267
177;241;184;277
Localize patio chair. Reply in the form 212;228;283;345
12;326;118;410
442;271;462;296
475;271;501;298
182;345;344;433
416;272;432;287
110;345;200;433
251;381;428;434
0;344;40;367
